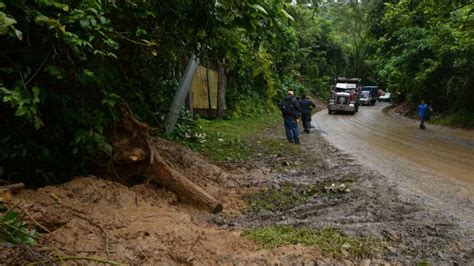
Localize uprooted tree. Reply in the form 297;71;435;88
107;103;223;213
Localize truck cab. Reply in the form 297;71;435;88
328;77;361;115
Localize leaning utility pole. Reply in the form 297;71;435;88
164;54;199;134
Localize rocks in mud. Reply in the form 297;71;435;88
323;183;350;194
208;215;226;226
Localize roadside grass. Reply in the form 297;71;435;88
392;103;474;129
429;111;474;129
243;226;386;259
258;138;301;156
184;111;282;161
245;185;317;214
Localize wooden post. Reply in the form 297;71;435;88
206;59;212;117
216;59;226;119
164;54;199;134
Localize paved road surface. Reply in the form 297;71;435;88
314;103;474;224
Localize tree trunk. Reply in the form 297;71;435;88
216;59;226;119
110;102;223;214
0;183;24;192
148;150;223;213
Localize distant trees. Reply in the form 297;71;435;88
373;0;474;117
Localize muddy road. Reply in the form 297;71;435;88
233;103;473;263
314;103;474;223
313;103;474;262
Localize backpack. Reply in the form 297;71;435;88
280;99;293;116
300;99;312;113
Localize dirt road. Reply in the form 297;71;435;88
314;103;474;242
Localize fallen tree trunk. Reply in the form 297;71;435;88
148;148;223;213
0;183;24;192
109;102;223;213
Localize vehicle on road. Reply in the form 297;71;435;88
359;91;373;105
378;92;391;102
361;86;378;105
328;77;361;115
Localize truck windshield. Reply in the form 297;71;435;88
335;83;357;89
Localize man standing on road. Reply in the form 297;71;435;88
418;99;428;129
299;94;316;134
280;91;301;144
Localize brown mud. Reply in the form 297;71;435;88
1;106;472;264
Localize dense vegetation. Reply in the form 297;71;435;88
371;0;474;125
1;0;472;186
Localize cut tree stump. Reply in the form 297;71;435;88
108;102;223;214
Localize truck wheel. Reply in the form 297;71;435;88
328;109;332;114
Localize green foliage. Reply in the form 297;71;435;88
430;111;474;129
372;0;474;121
181;110;281;161
169;109;207;144
0;0;298;185
232;96;272;119
289;4;350;97
0;204;37;246
243;226;386;259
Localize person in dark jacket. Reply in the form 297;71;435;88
417;99;428;129
280;90;301;144
299;94;316;134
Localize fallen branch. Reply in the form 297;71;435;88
27;256;120;266
13;203;52;234
0;183;25;192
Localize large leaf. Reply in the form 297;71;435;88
35;0;69;11
247;3;268;15
280;9;294;22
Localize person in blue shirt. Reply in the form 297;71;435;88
299;94;316;134
417;99;428;129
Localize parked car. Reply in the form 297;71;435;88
378;92;391;102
